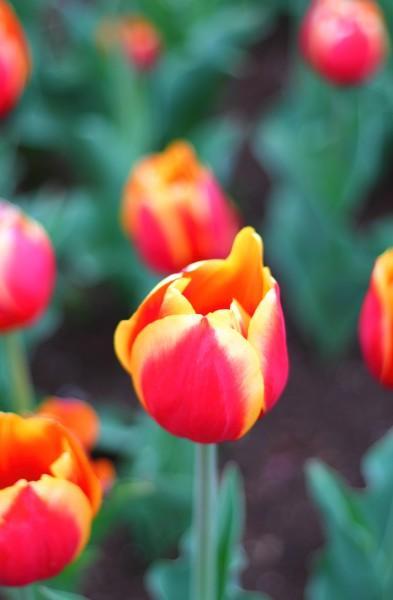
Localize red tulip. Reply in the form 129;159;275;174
122;141;240;274
300;0;387;85
0;201;56;332
359;249;393;388
97;15;161;71
115;227;289;444
0;412;101;586
0;0;30;116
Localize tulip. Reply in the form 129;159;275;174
37;397;116;493
0;0;30;117
115;227;289;444
91;458;116;493
0;200;56;332
38;397;100;452
0;412;101;586
122;141;240;274
300;0;387;85
359;249;393;388
97;16;161;71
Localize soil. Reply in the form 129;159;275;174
27;15;393;600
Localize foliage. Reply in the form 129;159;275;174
146;465;270;600
306;428;393;599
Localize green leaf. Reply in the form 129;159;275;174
37;588;87;600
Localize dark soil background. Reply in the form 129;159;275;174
30;18;393;600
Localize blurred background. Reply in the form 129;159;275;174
1;0;393;598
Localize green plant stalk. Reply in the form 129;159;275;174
192;443;217;600
4;332;35;414
12;586;35;600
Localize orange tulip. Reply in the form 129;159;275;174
122;141;240;274
115;227;289;444
359;249;393;388
91;458;116;493
38;397;100;452
300;0;387;86
0;412;101;586
0;0;30;116
37;397;116;493
0;201;56;332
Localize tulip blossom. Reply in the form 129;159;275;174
300;0;387;85
0;201;56;332
359;249;393;388
0;0;30;117
0;412;101;586
38;397;116;492
97;16;161;71
38;397;100;452
122;141;240;274
115;227;288;444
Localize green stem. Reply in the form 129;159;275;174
192;444;217;600
4;332;35;414
11;587;36;600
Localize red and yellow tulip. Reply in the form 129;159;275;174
122;141;240;274
0;412;101;586
359;249;393;388
38;397;116;493
0;201;56;332
300;0;387;86
115;227;289;444
0;0;30;117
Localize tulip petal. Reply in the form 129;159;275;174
0;413;101;514
183;227;265;315
0;476;91;586
130;314;264;443
248;285;289;411
38;397;100;451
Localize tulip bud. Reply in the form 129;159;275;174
0;201;56;332
0;412;101;586
97;15;161;71
38;397;100;451
0;0;30;117
359;249;393;388
115;227;289;444
122;141;240;274
300;0;387;85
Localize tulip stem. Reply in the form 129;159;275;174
5;332;35;414
192;443;217;600
12;587;35;600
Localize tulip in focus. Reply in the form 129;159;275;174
359;249;393;388
97;16;161;71
0;412;101;586
115;227;289;444
122;141;240;274
0;0;30;116
38;397;116;492
300;0;387;85
0;201;56;332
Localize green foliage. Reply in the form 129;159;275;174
146;465;269;600
255;54;393;354
306;428;393;599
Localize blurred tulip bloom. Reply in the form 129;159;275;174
0;201;56;332
115;227;289;444
359;250;393;388
97;15;161;71
0;0;30;116
122;141;240;274
38;397;100;452
0;412;101;586
38;397;116;493
300;0;387;85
